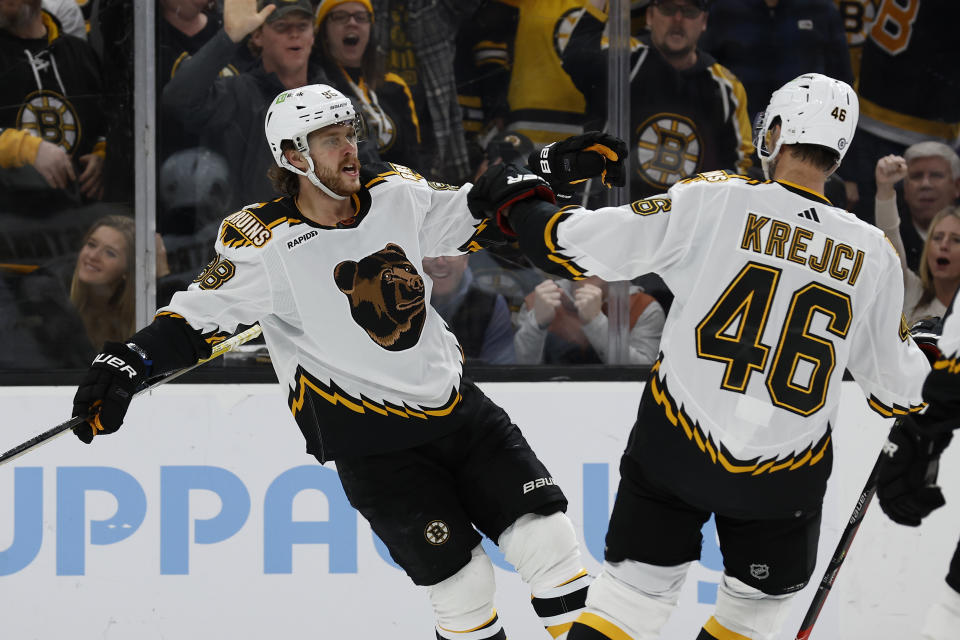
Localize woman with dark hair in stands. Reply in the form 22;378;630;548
313;0;422;168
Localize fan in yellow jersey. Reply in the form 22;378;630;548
469;73;930;640
66;84;625;640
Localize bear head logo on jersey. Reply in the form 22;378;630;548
334;244;426;351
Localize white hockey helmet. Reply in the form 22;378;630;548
264;84;364;199
754;73;858;179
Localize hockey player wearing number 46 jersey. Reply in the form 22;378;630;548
470;73;931;640
66;86;636;640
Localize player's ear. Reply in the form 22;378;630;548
285;148;306;170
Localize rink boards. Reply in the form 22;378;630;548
1;381;957;640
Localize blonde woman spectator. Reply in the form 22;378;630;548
876;154;960;324
69;215;137;348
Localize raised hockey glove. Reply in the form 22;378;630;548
468;162;556;236
910;316;943;365
876;414;952;526
72;342;148;444
529;131;628;191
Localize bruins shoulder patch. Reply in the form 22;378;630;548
220;199;290;249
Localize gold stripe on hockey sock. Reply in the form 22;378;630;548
532;571;591;638
703;616;752;640
436;611;506;640
574;612;632;640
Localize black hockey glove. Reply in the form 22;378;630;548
529;131;628;191
876;414;953;526
72;342;149;444
910;316;943;365
468;162;556;236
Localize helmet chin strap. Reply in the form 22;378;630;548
283;156;348;201
761;135;785;180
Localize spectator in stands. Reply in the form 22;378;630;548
514;276;665;365
370;0;483;182
69;215;138;348
41;0;85;39
875;154;960;324
876;143;960;273
158;0;251;164
423;254;516;365
563;0;754;200
459;0;589;150
157;147;233;278
0;0;108;213
833;0;959;220
313;0;422;168
162;0;333;210
702;0;852;123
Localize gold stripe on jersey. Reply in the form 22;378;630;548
544;211;587;280
866;394;926;418
649;359;832;475
290;368;461;420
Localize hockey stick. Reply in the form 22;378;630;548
795;453;882;639
0;324;263;467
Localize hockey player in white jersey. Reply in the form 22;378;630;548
468;73;932;640
67;84;628;640
877;295;960;640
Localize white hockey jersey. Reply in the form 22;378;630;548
515;170;930;514
159;163;493;461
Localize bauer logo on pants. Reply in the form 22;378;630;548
424;520;450;545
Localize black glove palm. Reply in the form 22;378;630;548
468;163;556;236
876;415;952;526
72;342;148;444
529;131;628;191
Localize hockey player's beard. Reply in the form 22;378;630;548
313;158;362;197
0;0;41;31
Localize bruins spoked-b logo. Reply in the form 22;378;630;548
18;89;80;153
424;520;450;545
635;113;702;190
334;244;426;351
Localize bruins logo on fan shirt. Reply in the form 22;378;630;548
18;89;80;153
334;243;426;351
635;113;703;190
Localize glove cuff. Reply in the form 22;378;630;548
494;185;556;236
95;341;149;381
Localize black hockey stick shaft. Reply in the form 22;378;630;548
0;325;262;467
795;453;883;639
